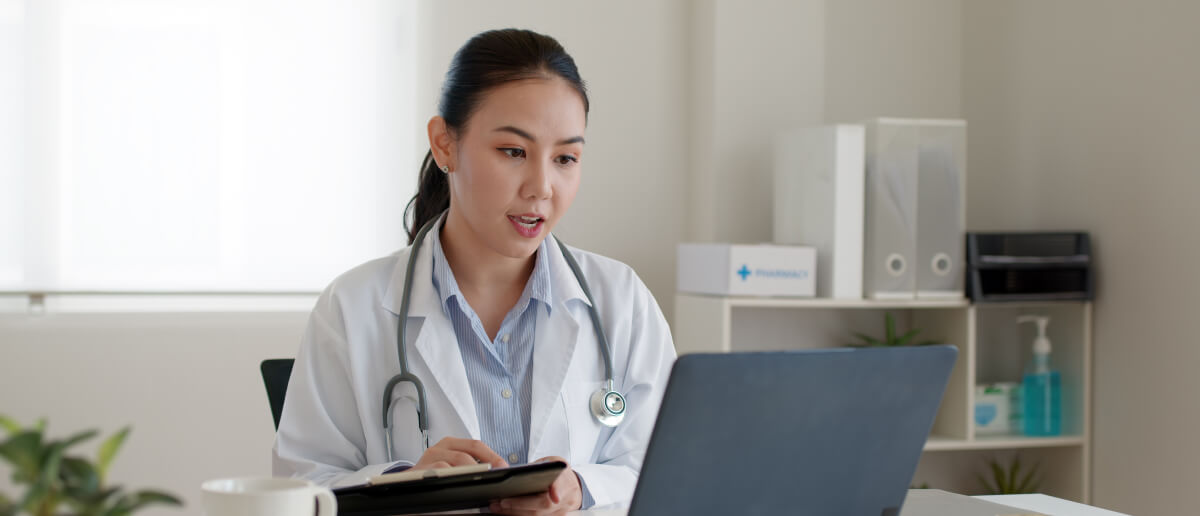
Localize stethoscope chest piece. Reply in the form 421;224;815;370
591;388;627;427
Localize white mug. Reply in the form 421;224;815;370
201;477;336;516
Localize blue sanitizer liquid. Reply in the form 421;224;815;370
1022;355;1061;436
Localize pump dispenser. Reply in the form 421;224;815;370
1018;315;1061;436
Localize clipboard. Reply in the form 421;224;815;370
333;461;566;515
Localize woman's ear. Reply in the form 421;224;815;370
427;116;456;172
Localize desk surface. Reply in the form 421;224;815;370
568;492;1130;516
976;494;1128;516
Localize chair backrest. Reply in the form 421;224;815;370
260;358;295;430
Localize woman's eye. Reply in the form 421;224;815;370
499;148;525;159
555;155;579;166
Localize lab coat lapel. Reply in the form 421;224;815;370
382;238;481;441
528;235;590;458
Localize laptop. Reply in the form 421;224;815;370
627;346;957;516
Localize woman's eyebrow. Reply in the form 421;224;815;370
494;125;585;145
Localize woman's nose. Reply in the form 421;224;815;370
521;160;553;200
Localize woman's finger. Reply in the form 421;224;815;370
438;449;478;467
449;438;508;467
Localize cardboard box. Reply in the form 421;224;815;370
677;243;816;297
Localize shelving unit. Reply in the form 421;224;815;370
674;294;1092;502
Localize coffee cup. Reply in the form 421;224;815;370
200;476;336;516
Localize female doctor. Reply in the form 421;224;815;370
272;29;676;515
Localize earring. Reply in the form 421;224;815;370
440;165;449;173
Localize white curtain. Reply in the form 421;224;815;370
1;0;417;293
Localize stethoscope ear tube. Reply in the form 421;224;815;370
382;215;439;462
555;238;627;428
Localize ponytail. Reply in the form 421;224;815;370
403;150;450;244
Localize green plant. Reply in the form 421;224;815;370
851;312;940;347
0;415;181;516
976;454;1041;495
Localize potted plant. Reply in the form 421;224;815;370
850;312;941;347
0;415;181;516
976;454;1041;495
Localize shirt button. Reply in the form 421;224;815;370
509;453;520;464
501;334;511;343
501;388;513;399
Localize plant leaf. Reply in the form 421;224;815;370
1008;455;1021;495
975;471;996;495
917;340;941;346
0;415;20;434
60;456;101;499
0;431;43;482
896;328;921;346
60;430;99;451
885;313;896;345
0;491;15;516
40;430;98;493
124;490;183;510
989;458;1008;494
97;427;130;483
1016;460;1041;493
852;332;882;347
17;479;50;515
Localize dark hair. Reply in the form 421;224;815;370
403;29;590;244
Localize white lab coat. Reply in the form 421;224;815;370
272;233;676;508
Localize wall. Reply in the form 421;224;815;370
0;312;307;515
684;0;962;244
686;0;826;244
3;2;1190;514
962;1;1200;514
0;2;692;514
823;0;962;123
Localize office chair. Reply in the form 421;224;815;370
260;358;295;430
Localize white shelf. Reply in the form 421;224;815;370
681;294;970;310
925;434;1086;452
674;293;1093;502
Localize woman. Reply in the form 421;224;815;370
273;29;676;515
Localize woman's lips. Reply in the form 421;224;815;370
508;215;544;238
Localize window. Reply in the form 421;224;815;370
2;0;417;294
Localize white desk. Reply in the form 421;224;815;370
568;492;1130;516
977;494;1129;516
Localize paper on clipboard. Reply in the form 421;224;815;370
367;463;492;486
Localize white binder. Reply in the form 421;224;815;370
773;125;865;299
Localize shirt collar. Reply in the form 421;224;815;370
429;221;554;317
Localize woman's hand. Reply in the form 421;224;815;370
488;456;581;516
411;437;509;470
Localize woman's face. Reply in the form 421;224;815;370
443;77;587;260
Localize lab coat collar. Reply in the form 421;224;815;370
381;230;592;317
544;233;592;310
379;223;594;449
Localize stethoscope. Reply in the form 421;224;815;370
382;214;627;462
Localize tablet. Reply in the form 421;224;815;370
333;461;566;516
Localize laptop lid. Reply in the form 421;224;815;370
628;346;957;516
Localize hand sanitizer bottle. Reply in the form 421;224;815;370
1019;315;1061;436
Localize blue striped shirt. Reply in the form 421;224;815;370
429;224;550;467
